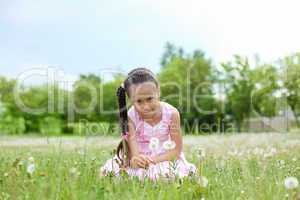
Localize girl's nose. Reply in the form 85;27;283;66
143;104;151;112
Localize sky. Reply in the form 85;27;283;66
1;0;300;85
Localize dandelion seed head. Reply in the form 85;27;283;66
28;156;34;163
162;140;176;150
26;163;35;175
197;176;209;188
284;177;299;190
149;137;160;151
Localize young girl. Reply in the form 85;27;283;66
100;68;196;181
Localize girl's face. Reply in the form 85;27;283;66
128;81;161;119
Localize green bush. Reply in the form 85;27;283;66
39;117;63;135
0;115;26;134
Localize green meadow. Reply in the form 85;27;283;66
1;133;300;200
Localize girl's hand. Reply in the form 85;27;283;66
130;154;155;169
138;154;155;168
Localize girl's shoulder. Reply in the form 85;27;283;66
160;101;179;115
127;105;137;124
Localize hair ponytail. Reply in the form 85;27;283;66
116;85;130;167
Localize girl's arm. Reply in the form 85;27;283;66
127;118;140;157
127;118;150;168
151;110;182;163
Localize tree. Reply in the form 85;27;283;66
0;76;26;134
251;64;278;118
279;53;300;127
72;73;102;122
99;74;124;122
159;43;217;134
221;55;255;132
160;42;186;67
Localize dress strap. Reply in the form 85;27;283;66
133;107;144;135
161;102;173;133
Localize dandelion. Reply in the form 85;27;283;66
162;140;176;150
26;163;35;175
284;177;299;190
149;137;160;151
277;160;286;168
70;167;77;175
277;80;284;87
196;147;206;161
197;176;209;188
273;90;282;98
216;159;226;171
77;149;85;156
28;156;34;163
70;166;82;177
255;83;262;90
149;137;159;146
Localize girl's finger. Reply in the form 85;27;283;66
137;161;146;168
138;155;148;162
147;157;155;164
136;158;146;165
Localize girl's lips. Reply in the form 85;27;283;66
142;111;154;116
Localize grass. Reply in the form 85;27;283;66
0;133;300;200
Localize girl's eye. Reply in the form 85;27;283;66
137;99;142;104
146;97;153;102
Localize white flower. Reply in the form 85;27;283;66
255;83;262;90
292;157;297;162
216;159;226;170
69;167;77;175
284;177;299;190
28;156;34;163
150;137;159;145
77;149;85;155
69;167;80;177
162;140;176;150
4;172;9;177
273;90;282;98
228;149;239;156
277;80;284;87
26;163;35;175
149;137;159;151
197;176;209;188
277;160;286;167
196;147;206;161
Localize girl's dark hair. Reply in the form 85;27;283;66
116;68;159;167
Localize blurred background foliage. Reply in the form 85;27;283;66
1;43;300;135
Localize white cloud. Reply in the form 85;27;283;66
138;0;300;63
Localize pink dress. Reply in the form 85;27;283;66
100;101;197;181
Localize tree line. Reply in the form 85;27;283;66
0;42;299;135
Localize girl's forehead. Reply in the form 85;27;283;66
129;82;158;98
